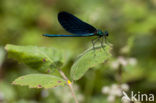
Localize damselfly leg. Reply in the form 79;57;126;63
91;37;100;56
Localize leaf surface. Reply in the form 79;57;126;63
71;44;112;80
12;74;66;88
5;44;67;73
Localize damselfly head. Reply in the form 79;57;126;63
104;31;109;36
97;30;109;37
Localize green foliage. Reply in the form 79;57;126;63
122;65;144;82
0;47;6;67
5;44;68;89
12;74;66;89
5;44;67;73
15;100;37;103
71;44;112;80
0;81;16;102
0;0;156;103
5;44;112;86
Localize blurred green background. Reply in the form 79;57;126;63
0;0;156;103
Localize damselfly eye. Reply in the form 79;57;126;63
104;31;109;36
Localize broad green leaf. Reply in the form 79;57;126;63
5;44;67;73
71;44;112;80
12;74;66;89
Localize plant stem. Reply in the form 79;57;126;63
58;68;79;103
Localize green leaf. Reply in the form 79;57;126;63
5;44;67;73
12;74;66;89
70;44;112;80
